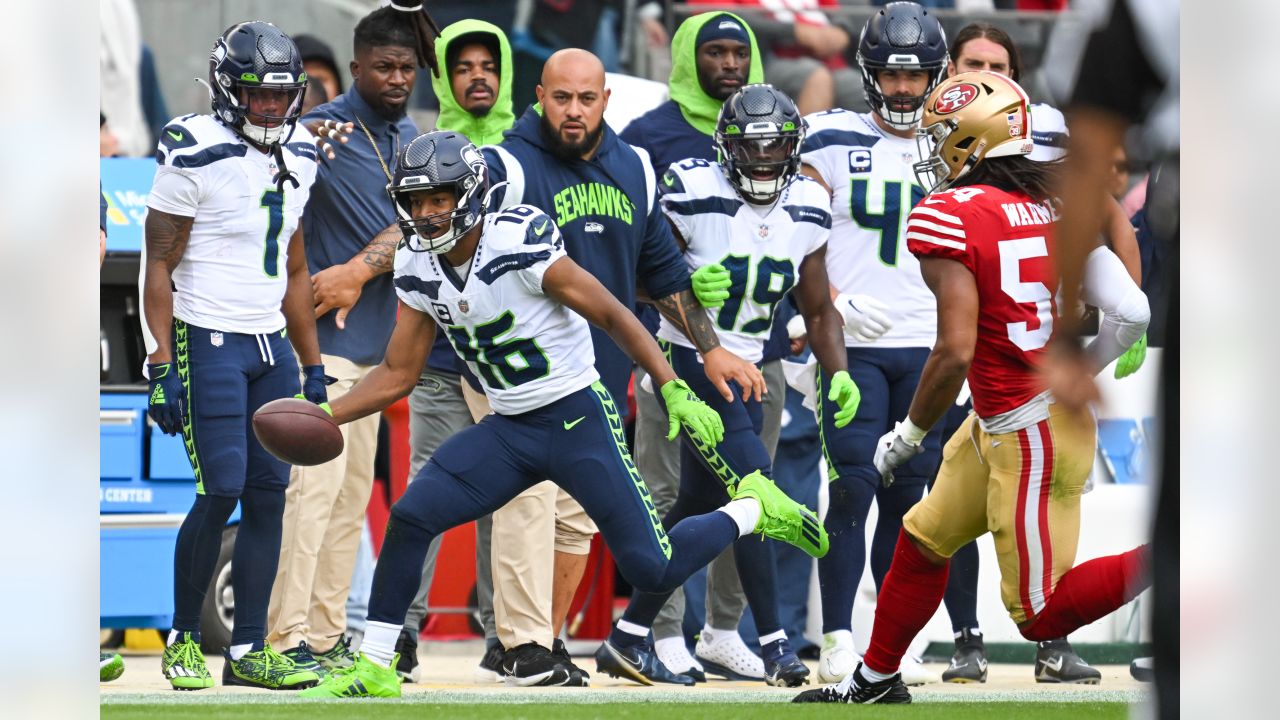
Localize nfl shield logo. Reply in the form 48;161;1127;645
210;332;224;348
757;224;770;239
458;299;470;314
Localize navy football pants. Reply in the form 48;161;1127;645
367;382;740;628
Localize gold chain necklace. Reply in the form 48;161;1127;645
355;115;393;182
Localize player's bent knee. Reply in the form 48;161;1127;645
826;473;876;519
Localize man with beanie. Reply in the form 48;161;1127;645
618;12;787;682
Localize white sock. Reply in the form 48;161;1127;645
701;625;736;643
167;629;180;646
719;498;762;536
860;663;895;683
362;621;402;668
615;619;649;638
228;643;253;661
758;629;787;646
823;629;854;650
654;636;701;670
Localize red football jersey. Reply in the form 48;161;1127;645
905;185;1058;419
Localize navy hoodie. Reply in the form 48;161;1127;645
483;106;691;414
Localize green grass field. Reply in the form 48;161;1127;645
102;701;1132;720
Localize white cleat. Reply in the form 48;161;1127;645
817;631;860;684
695;627;764;680
898;654;940;686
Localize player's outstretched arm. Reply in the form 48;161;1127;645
907;257;979;431
312;222;401;329
652;288;767;403
327;300;436;426
282;224;322;368
795;247;860;427
543;257;724;445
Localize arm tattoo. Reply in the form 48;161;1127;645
144;210;194;270
361;225;401;274
655;289;721;354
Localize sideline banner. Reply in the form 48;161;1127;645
101;157;156;253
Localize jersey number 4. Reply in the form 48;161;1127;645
850;179;925;266
716;255;796;334
447;310;551;390
260;189;285;278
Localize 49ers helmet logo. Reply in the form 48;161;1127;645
934;83;979;114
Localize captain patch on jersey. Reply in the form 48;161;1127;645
657;157;830;364
393;205;599;415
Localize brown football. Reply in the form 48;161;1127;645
252;397;343;466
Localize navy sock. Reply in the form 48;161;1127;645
818;475;875;633
870;482;925;590
368;514;440;626
608;625;649;649
733;534;781;636
944;540;981;633
172;494;238;634
230;486;285;650
651;510;738;592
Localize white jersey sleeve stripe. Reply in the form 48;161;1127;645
631;144;657;217
906;231;966;251
906;218;967;238
911;206;964;225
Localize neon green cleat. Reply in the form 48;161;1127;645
100;651;125;682
313;635;357;672
161;632;214;690
223;644;321;690
299;652;403;698
734;471;829;558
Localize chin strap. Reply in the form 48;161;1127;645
271;142;300;192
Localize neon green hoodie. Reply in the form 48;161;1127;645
431;20;514;146
668;12;765;137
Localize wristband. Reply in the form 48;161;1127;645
898;418;927;445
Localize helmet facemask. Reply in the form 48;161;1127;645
860;61;946;131
390;176;485;254
207;25;307;148
718;128;803;202
227;81;306;146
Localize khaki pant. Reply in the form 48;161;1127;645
904;404;1096;625
490;481;597;649
267;354;380;650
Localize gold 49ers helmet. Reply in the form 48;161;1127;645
913;71;1036;193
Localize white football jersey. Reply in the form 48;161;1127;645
656;159;830;363
393;205;600;415
145;114;318;334
800;109;934;347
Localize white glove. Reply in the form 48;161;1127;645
835;293;892;342
872;421;925;486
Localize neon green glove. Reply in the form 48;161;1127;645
1114;333;1147;379
691;263;731;308
827;370;861;428
294;394;333;416
661;379;725;447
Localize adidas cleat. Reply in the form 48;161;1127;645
280;642;326;678
223;644;321;690
792;662;911;704
1035;638;1101;684
942;628;988;683
595;639;695;686
474;641;506;684
299;652;402;698
734;471;828;558
100;651;125;683
161;632;213;690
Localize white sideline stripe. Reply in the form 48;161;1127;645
906;231;966;251
911;206;963;225
907;219;967;238
1021;422;1048;616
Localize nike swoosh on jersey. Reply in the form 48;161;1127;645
563;416;586;430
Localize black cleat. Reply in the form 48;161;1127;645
594;639;695;686
552;638;590;686
474;641;506;683
762;638;810;687
502;642;575;687
942;628;988;683
1129;656;1153;682
394;629;421;683
1035;638;1102;684
792;663;912;704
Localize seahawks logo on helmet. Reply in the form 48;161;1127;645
387;131;491;254
206;21;307;147
855;2;949;131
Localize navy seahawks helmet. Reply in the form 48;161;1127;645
715;84;805;202
208;21;307;146
388;131;489;254
856;2;948;131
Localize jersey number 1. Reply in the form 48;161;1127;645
260;189;285;278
